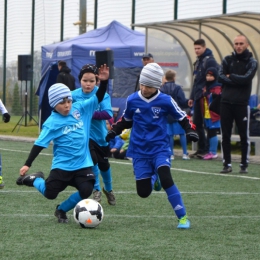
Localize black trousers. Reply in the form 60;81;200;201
220;103;250;167
193;100;208;153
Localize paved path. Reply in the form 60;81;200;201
0;134;260;165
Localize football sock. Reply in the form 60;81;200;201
59;191;82;212
92;164;101;191
33;178;46;195
209;136;218;154
180;134;188;155
100;168;112;191
165;184;186;219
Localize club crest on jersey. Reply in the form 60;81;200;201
73;110;81;120
152;107;161;118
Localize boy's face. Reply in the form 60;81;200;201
140;84;157;97
80;72;97;93
55;98;72;116
194;44;206;57
206;74;215;82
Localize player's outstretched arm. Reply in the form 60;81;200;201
95;64;109;103
178;116;199;142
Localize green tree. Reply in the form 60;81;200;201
11;82;23;115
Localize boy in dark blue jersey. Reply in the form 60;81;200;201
106;63;198;229
16;65;109;223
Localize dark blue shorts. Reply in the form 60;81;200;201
132;152;171;180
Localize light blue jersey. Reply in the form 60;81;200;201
72;87;113;146
124;90;186;158
35;97;98;171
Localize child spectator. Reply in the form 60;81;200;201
16;64;109;223
106;119;126;159
202;67;222;160
160;70;190;160
106;63;199;229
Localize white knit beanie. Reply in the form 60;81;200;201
139;63;164;89
48;83;72;108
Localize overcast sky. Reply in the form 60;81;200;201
0;0;259;64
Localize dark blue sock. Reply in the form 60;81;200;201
165;184;186;219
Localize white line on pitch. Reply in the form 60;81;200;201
1;190;260;195
1;147;259;180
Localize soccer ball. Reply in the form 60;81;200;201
73;199;104;228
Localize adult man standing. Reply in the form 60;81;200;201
134;53;154;92
56;60;76;91
188;39;218;158
218;35;258;174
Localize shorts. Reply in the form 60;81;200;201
45;167;95;195
132;152;171;180
89;139;110;165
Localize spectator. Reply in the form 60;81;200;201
56;60;76;91
106;63;199;229
72;64;116;205
0;99;11;189
106;119;126;159
134;53;154;92
218;35;258;174
160;70;190;160
16;64;109;224
201;67;222;160
188;39;219;158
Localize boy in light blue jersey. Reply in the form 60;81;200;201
16;65;109;223
72;64;115;205
106;63;199;229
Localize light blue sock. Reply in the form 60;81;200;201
100;168;112;191
165;185;186;219
92;164;101;191
59;191;82;212
33;178;46;195
209;136;218;154
179;134;187;154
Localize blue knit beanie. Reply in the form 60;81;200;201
139;63;164;89
48;83;72;108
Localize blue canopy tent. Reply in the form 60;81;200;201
37;20;145;126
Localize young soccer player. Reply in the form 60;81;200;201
72;64;116;205
16;65;109;223
0;98;11;189
106;63;199;229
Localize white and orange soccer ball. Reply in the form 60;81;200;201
73;199;104;228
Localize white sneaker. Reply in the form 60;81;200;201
171;155;174;160
182;154;190;160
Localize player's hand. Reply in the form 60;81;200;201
188;99;193;107
106;130;117;142
20;166;29;176
186;129;199;142
98;64;109;81
3;113;10;123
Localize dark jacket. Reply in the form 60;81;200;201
56;66;76;91
160;81;188;123
190;48;218;101
218;50;258;105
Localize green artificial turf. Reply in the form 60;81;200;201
0;140;260;260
